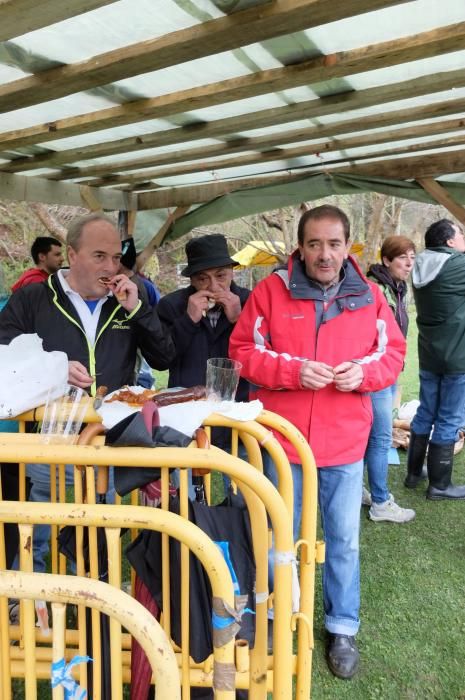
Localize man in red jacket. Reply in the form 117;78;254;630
11;236;64;292
230;205;406;680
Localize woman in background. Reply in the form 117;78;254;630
363;235;417;523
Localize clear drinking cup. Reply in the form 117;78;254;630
205;358;242;402
40;384;89;444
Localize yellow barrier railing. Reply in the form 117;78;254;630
4;405;320;698
0;500;236;700
0;436;295;699
204;412;321;700
0;570;180;700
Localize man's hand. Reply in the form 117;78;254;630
213;289;242;323
107;274;139;312
300;360;334;390
187;290;214;323
333;361;363;392
68;361;93;389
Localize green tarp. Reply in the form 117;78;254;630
165;172;465;242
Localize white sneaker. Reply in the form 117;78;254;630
361;487;372;507
369;496;416;523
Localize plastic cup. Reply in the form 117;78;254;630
40;384;89;444
205;358;242;402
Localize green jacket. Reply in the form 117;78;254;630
412;247;465;374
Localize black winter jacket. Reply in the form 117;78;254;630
0;273;175;394
367;263;409;337
157;281;250;402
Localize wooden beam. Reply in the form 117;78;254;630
71;117;465;187
416;178;465;226
137;206;189;264
0;23;463;150
137;173;317;210
0;1;117;42
0;170;136;209
45;114;465;183
79;185;103;212
136;149;465;210
2;67;464;171
0;0;408;113
6;94;465;176
341;148;465;180
127;210;137;236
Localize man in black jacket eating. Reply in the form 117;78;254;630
0;212;175;575
0;212;174;393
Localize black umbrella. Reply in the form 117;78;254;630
0;462;31;567
108;406;255;696
126;490;255;699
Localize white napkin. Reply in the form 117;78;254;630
97;387;262;434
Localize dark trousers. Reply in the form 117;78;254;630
0;463;30;567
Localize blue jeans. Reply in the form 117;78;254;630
137;356;154;390
262;451;302;539
365;384;396;504
25;463;115;573
263;452;362;635
411;370;465;444
318;460;363;636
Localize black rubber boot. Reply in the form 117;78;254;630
426;442;465;500
404;432;429;488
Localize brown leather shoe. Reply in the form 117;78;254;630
326;633;360;679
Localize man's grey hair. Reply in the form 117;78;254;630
67;213;117;250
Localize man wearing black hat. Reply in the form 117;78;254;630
157;233;250;409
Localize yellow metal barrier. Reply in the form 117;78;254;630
0;570;180;700
0;435;295;699
0;500;237;700
256;410;320;700
4;406;318;698
5;406;319;697
204;412;321;700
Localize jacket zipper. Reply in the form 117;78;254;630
48;277;122;396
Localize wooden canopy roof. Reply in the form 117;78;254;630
1;0;465;245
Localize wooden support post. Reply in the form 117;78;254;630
79;185;103;212
136;206;189;270
127;210;137;235
416;178;465;226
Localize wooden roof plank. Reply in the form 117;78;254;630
0;0;409;113
0;22;463;150
5;94;465;177
137;172;312;209
341;148;465;180
85;132;465;190
136;149;465;210
54;115;465;185
0;1;118;42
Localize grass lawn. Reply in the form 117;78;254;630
310;312;465;699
